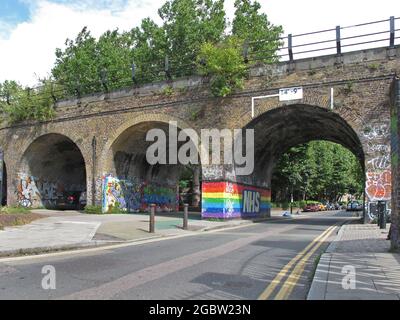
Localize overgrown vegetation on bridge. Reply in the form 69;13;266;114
0;0;282;124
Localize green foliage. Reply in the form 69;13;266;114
189;107;202;121
85;204;126;214
197;37;247;97
50;0;282;98
162;86;174;96
52;0;228;92
0;206;31;214
159;0;226;76
367;63;379;71
1;0;284;122
232;0;283;63
272;141;364;204
281;201;289;210
53;27;134;95
130;18;168;84
0;79;56;124
84;205;103;214
343;81;354;94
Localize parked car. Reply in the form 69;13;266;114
318;203;327;211
346;201;363;211
326;203;335;211
303;203;320;212
56;191;81;210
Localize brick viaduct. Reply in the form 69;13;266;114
1;45;400;220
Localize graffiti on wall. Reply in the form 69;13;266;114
363;124;389;141
102;175;178;213
365;170;391;201
202;181;271;219
16;173;85;208
363;122;392;212
17;175;41;207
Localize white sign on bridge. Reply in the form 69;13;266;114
279;87;303;101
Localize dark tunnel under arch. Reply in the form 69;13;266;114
238;104;365;188
17;133;87;209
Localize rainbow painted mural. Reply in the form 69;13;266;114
201;181;271;219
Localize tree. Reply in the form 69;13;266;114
52;27;98;95
272;144;308;202
271;141;364;204
50;0;282;98
52;27;135;94
232;0;283;63
197;36;247;97
129;18;167;84
96;30;134;90
0;79;57;124
1;0;285;124
159;0;226;76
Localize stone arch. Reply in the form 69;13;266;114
17;133;88;209
99;113;197;175
201;103;369;220
99;113;202;213
240;103;365;186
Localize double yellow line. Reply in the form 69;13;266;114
258;223;339;300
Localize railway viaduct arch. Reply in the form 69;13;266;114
1;46;399;221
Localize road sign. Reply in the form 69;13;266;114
279;87;303;101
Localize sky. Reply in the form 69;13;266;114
0;0;398;86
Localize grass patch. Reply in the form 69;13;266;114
367;63;379;71
0;206;31;214
84;205;103;214
84;205;128;214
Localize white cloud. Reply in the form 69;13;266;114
0;0;398;86
0;0;164;86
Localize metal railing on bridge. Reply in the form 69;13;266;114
274;16;400;62
1;16;399;104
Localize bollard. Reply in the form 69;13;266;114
183;204;189;230
149;204;155;233
377;211;381;227
377;201;386;230
380;211;386;230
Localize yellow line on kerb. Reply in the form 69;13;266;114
258;224;338;300
274;224;338;300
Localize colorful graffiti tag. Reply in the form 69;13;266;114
202;181;271;219
16;173;85;208
366;170;391;201
17;175;41;207
102;175;178;213
363;121;392;211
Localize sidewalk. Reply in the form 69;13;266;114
308;223;400;300
0;209;296;257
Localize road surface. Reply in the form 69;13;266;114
0;211;356;300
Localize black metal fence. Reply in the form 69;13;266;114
1;17;399;102
276;16;399;61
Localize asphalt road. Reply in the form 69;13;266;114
0;211;357;300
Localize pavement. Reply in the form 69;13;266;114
0;208;306;257
308;222;400;300
0;211;353;300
